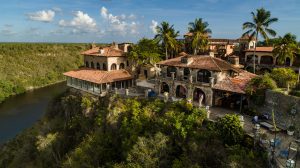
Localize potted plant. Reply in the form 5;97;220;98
287;125;295;136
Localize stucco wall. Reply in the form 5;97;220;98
84;55;108;69
255;90;300;131
107;57;128;71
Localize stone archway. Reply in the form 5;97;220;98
176;85;187;98
193;88;206;105
161;82;169;94
260;55;274;65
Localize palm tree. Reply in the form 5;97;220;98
188;18;212;55
243;8;278;73
155;21;179;59
273;33;300;65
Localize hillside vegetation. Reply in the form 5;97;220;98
0;43;90;103
0;92;268;167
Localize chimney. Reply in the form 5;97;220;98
112;42;118;49
229;56;239;65
99;48;104;55
209;52;214;57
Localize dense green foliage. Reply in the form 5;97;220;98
242;8;278;73
273;33;300;65
188;18;212;54
0;43;89;103
246;74;277;105
155;21;180;59
0;93;268;167
128;38;162;66
270;68;298;88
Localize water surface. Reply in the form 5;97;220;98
0;82;67;144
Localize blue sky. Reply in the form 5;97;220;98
1;0;300;43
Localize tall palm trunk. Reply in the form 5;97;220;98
253;31;258;74
165;46;168;60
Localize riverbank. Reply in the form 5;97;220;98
0;80;66;105
0;43;89;103
0;82;67;144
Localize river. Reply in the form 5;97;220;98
0;82;67;144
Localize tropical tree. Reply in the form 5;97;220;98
128;38;162;67
188;18;212;55
273;33;300;65
155;21;179;59
243;8;278;73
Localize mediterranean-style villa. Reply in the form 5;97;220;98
63;39;258;109
243;46;300;73
64;43;134;96
182;33;256;58
155;52;256;108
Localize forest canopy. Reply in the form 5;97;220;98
0;43;90;102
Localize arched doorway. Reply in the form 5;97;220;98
193;88;205;105
119;63;125;69
161;82;169;94
85;61;89;68
111;63;117;70
103;63;107;70
96;62;100;70
91;62;95;69
183;68;190;80
176;85;187;98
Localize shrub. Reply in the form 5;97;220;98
216;114;245;146
270;68;297;88
245;74;277;105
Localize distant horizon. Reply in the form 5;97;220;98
1;0;300;43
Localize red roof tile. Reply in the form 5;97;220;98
81;46;125;57
245;47;273;52
157;55;241;72
63;68;133;84
213;70;256;94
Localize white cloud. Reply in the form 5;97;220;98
128;14;136;20
150;20;158;34
27;10;55;22
100;6;140;35
58;11;98;34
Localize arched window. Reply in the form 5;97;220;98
91;62;95;69
260;55;274;65
96;63;100;70
119;63;125;69
197;70;211;83
167;66;177;78
111;63;117;70
103;63;107;70
85;61;89;68
183;68;190;80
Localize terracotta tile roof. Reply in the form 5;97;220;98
81;46;125;57
245;47;273;52
157;55;241;72
213;70;256;94
63;68;133;84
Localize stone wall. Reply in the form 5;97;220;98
255;90;300;132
